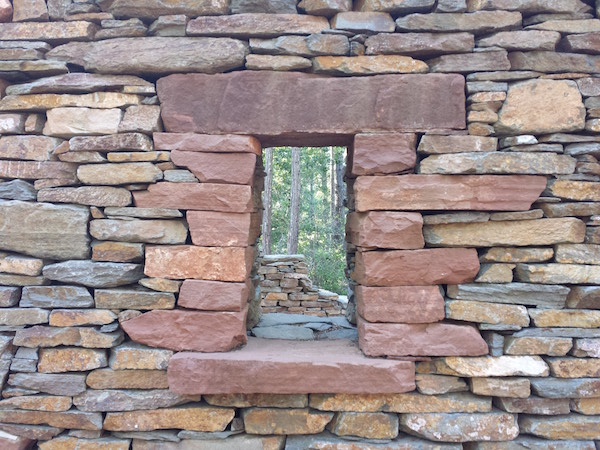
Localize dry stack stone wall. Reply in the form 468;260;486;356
0;0;598;448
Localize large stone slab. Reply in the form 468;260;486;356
99;0;229;18
354;175;545;212
37;187;132;207
178;280;249;311
358;319;488;357
187;211;259;247
365;32;474;56
355;285;444;323
187;14;330;37
144;245;253;282
286;434;462;450
346;212;424;250
6;73;153;95
425;218;585;247
0;161;76;180
519;414;600;440
8;373;87;396
20;286;93;308
467;0;591;13
46;38;248;76
168;338;415;394
509;51;600;74
516;264;600;285
157;72;465;145
352;248;479;286
0;201;89;260
74;389;197;412
154;133;260;154
0;136;64;162
495;79;585;135
446;283;569;308
121;309;248;352
395;11;522;34
43;261;143;288
90;219;188;244
0;22;97;42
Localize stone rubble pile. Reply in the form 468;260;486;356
0;0;597;448
258;254;347;317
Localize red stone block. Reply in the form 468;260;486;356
178;279;249;312
171;151;257;185
144;245;254;282
122;308;248;352
133;182;254;213
355;285;444;323
346;211;424;250
354;175;547;212
154;133;261;155
358;317;488;357
157;72;465;146
350;133;417;176
187;211;260;247
352;248;479;286
167;338;415;395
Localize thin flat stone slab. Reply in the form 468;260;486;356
121;309;248;352
168;338;415;395
43;261;143;288
99;0;229;19
0;22;97;43
353;175;546;212
20;286;93;308
6;73;153;95
352;248;479;286
153;133;260;154
286;433;462;450
0;180;36;201
529;377;600;398
0;201;90;260
446;283;569;308
467;0;592;14
178;280;248;312
157;72;465;146
133;435;285;449
73;389;198;412
0;160;76;180
509;51;600;74
516;264;600;285
358;319;488;357
395;11;522;34
171;151;256;185
428;356;549;377
365;32;474;56
46;38;248;76
519;414;600;440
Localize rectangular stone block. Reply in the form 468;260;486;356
352;248;479;286
350;133;417;176
446;283;569;308
178;280;249;312
187;211;259;247
354;175;546;212
187;14;330;37
157;72;465;145
346;211;424;250
153;133;261;154
517;264;600;285
171;151;257;185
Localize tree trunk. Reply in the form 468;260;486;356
261;148;273;255
334;150;346;243
329;146;335;223
287;147;301;254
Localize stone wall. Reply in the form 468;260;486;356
0;0;598;448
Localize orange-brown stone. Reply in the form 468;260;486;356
350;132;417;176
187;211;260;247
346;211;424;250
178;280;249;311
171;151;257;185
153;133;261;154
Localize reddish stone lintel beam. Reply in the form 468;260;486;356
168;338;415;395
352;248;480;287
358;318;489;358
153;133;261;155
354;174;547;212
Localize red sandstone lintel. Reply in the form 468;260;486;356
167;337;415;395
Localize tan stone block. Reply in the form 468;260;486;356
327;412;398;439
548;180;600;201
0;254;43;276
86;369;168;390
109;343;172;370
446;300;529;326
92;241;144;263
104;406;235;432
0;93;142;111
417;135;497;154
430;356;549;377
77;163;162;185
504;336;572;356
49;310;117;327
43;107;122;137
313;55;428;75
570;398;600;415
245;54;312;71
0;395;72;412
519;414;600;440
38;348;107;373
529;309;600;328
187;14;330;37
480;247;554;263
242;408;333;435
39;437;130;450
474;263;514;282
496;396;570;415
204;394;307;408
548;357;600;378
0;409;102;431
470;378;530;398
415;374;468;395
138;277;182;293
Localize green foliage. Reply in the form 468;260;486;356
262;146;348;294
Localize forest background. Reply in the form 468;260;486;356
260;146;348;295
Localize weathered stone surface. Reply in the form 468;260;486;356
560;32;600;54
104;207;182;219
496;396;570;415
154;133;260;154
416;374;468;395
430;50;510;73
354;175;545;212
396;11;521;34
366;32;473;56
517;264;600;285
446;300;529;327
171;151;256;185
144;245;253;282
298;0;351;16
110;343;172;370
509;51;600;74
250;34;349;56
358;319;488;357
99;0;228;18
95;289;175;310
470;377;530;398
0;22;97;42
157;72;465;145
425;218;585;247
0;180;36;201
496;79;585;135
353;248;479;286
14;326;123;349
0;287;20;307
74;389;196;412
0;423;61;442
78;163;162;185
0;308;48;327
121;309;247;352
0;93;142;112
43;261;143;288
0;201;89;260
38;186;132;207
430;356;549;377
530;377;600;398
547;357;600;378
187;211;258;247
356;285;444;323
0;395;72;413
400;412;519;442
480;247;554;263
548;180;600;201
92;241;144;263
133;434;285;449
188;14;329;37
287;434;463;450
327;412;398;439
310;392;490;413
47;38;249;75
231;0;297;13
555;244;600;265
178;280;248;312
331;12;394;33
0;136;62;162
0;160;76;180
570;398;600;415
118;105;162;134
38;348;107;373
346;212;424;250
8;373;87;396
69;134;152;154
43;108;122;137
242;408;332;435
0;254;43;276
351;133;417;176
520;415;600;440
138;277;182;294
420;152;575;175
572;338;600;357
86;369;168;390
169;338;415;395
528;19;600;33
49;310;117;327
40;437;130;450
20;286;93;308
504;336;573;356
418;135;497;154
134;183;254;213
90;219;187;245
355;0;435;13
468;0;591;13
0;409;102;431
477;30;560;50
104;406;234;432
